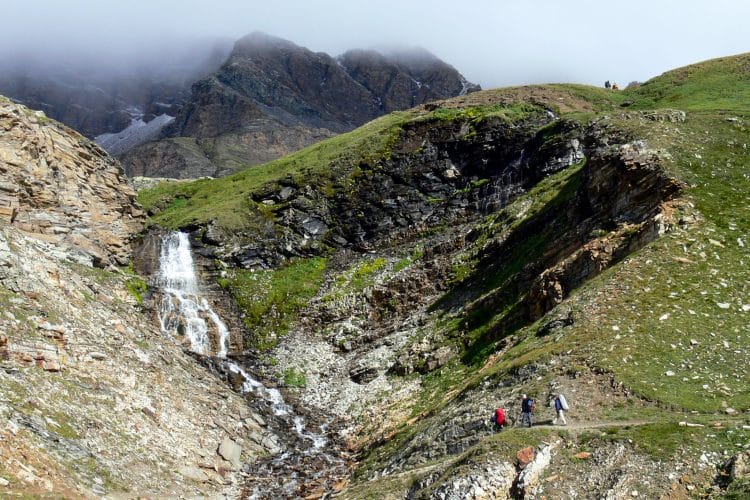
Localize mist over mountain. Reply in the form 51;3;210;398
0;37;233;138
121;32;479;178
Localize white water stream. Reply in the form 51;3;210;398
156;231;230;356
155;231;327;452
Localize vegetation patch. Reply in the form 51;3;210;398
282;367;307;388
218;257;327;350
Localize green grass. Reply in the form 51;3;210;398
580;423;750;462
138;111;412;230
282;367;307;388
125;277;148;305
623;53;750;112
218;257;327;350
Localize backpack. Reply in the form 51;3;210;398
494;408;506;426
559;394;569;411
523;398;534;413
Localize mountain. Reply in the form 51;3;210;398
121;32;480;178
138;53;750;497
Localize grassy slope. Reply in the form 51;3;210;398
434;52;750;408
138;102;539;231
349;53;750;491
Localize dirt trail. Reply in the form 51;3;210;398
523;418;655;431
354;416;749;486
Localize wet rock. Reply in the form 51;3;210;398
228;369;246;392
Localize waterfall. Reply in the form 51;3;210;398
156;231;229;357
154;231;335;493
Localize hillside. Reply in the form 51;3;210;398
122;32;479;179
138;52;750;498
0;97;279;497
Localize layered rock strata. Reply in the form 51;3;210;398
0;98;144;266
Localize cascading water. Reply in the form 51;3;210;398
154;231;345;498
156;231;229;356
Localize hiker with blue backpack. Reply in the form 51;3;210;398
520;394;535;427
553;393;569;425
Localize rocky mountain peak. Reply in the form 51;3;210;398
231;30;304;57
123;33;480;178
0;97;144;266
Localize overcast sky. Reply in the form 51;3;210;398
2;0;749;88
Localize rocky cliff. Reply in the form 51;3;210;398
122;32;479;178
0;98;280;497
0;97;143;266
139;53;750;498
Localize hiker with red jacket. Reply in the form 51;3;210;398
491;406;506;432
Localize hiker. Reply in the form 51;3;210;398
612;82;619;91
520;394;534;427
553;393;568;425
604;80;611;90
491;406;506;432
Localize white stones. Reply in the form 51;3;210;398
690;339;699;346
665;370;676;377
717;302;731;309
0;477;8;487
659;313;670;321
742;304;750;312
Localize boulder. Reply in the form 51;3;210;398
517;446;535;468
349;364;379;384
218;437;242;469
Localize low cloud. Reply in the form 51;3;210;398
1;0;748;88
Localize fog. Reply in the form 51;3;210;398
1;0;749;88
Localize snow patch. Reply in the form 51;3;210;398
95;113;174;156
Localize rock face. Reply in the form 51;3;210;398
122;32;479;178
0;95;277;496
0;224;276;497
0;98;144;266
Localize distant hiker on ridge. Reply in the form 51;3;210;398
553;393;568;425
612;82;619;91
604;80;611;90
491;406;506;432
520;394;535;427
